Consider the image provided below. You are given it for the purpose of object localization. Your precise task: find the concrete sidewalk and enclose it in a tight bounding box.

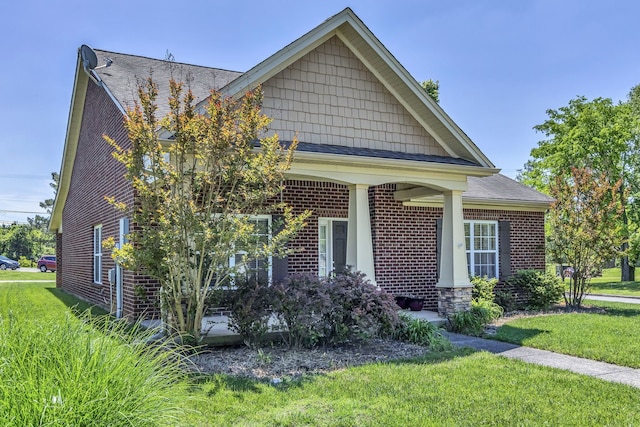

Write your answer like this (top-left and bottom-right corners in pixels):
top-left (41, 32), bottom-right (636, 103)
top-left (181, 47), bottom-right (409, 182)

top-left (444, 332), bottom-right (640, 389)
top-left (584, 294), bottom-right (640, 304)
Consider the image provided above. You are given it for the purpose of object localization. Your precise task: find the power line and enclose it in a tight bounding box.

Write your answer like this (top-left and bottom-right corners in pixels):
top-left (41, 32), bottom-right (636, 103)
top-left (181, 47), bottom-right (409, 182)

top-left (0, 210), bottom-right (47, 214)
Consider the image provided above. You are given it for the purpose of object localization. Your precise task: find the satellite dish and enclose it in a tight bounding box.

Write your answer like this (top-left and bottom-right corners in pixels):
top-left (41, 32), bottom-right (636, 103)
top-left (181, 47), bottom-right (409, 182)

top-left (80, 44), bottom-right (98, 70)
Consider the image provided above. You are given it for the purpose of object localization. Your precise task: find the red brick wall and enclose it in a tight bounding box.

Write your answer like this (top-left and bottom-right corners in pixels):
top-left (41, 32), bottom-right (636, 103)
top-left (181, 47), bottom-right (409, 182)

top-left (463, 208), bottom-right (547, 274)
top-left (280, 183), bottom-right (546, 311)
top-left (370, 184), bottom-right (441, 309)
top-left (281, 180), bottom-right (350, 274)
top-left (58, 81), bottom-right (158, 320)
top-left (59, 108), bottom-right (546, 318)
top-left (55, 232), bottom-right (62, 288)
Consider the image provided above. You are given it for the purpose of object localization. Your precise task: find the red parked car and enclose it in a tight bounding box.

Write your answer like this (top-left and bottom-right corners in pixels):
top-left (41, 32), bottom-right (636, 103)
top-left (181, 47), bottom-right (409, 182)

top-left (37, 255), bottom-right (57, 272)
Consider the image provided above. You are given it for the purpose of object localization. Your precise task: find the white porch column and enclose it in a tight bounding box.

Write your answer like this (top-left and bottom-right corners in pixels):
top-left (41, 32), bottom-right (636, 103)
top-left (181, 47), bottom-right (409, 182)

top-left (436, 190), bottom-right (471, 316)
top-left (346, 184), bottom-right (376, 284)
top-left (436, 190), bottom-right (469, 287)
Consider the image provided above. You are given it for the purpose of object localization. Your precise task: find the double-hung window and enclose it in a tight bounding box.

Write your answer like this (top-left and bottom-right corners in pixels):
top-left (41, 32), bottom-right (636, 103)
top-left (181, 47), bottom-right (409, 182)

top-left (229, 215), bottom-right (271, 284)
top-left (464, 220), bottom-right (498, 278)
top-left (93, 224), bottom-right (102, 284)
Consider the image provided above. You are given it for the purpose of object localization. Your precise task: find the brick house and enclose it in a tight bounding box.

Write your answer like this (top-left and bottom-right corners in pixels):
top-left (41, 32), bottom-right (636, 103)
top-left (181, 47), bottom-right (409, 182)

top-left (50, 8), bottom-right (551, 321)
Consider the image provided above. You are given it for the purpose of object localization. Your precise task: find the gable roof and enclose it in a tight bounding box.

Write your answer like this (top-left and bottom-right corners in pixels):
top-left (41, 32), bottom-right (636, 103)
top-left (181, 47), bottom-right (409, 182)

top-left (217, 8), bottom-right (494, 168)
top-left (91, 8), bottom-right (493, 168)
top-left (52, 8), bottom-right (544, 232)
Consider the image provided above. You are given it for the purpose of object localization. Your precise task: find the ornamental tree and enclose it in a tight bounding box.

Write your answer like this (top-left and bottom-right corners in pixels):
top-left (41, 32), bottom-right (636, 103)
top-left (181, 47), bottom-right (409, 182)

top-left (547, 167), bottom-right (624, 307)
top-left (105, 77), bottom-right (309, 341)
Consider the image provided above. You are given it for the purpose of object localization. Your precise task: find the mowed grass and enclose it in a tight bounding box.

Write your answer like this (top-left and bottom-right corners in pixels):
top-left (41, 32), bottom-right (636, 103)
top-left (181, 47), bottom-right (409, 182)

top-left (588, 267), bottom-right (640, 296)
top-left (493, 300), bottom-right (640, 368)
top-left (0, 281), bottom-right (105, 319)
top-left (0, 270), bottom-right (55, 281)
top-left (4, 281), bottom-right (640, 426)
top-left (184, 351), bottom-right (640, 426)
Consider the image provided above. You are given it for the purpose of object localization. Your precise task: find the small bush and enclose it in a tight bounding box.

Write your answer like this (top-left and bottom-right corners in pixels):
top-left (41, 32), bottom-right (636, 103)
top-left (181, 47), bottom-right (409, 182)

top-left (507, 270), bottom-right (564, 310)
top-left (471, 298), bottom-right (503, 323)
top-left (394, 313), bottom-right (452, 351)
top-left (447, 299), bottom-right (502, 337)
top-left (270, 274), bottom-right (332, 348)
top-left (326, 269), bottom-right (400, 344)
top-left (471, 276), bottom-right (498, 302)
top-left (269, 269), bottom-right (400, 348)
top-left (226, 277), bottom-right (274, 348)
top-left (495, 289), bottom-right (516, 312)
top-left (18, 256), bottom-right (35, 268)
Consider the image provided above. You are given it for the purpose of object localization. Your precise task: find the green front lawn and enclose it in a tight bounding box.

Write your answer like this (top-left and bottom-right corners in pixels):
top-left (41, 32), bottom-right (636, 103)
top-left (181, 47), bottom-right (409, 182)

top-left (569, 267), bottom-right (640, 296)
top-left (184, 351), bottom-right (640, 426)
top-left (493, 300), bottom-right (640, 368)
top-left (0, 280), bottom-right (105, 319)
top-left (3, 281), bottom-right (640, 426)
top-left (0, 270), bottom-right (56, 281)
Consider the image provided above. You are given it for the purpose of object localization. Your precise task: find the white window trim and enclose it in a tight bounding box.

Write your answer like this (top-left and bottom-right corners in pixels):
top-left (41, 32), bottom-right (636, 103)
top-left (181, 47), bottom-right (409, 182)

top-left (318, 217), bottom-right (347, 278)
top-left (464, 220), bottom-right (499, 279)
top-left (93, 224), bottom-right (103, 284)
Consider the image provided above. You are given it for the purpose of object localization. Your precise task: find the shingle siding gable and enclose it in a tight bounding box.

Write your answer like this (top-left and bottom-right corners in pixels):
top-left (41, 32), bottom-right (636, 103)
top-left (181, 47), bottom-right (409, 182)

top-left (261, 36), bottom-right (447, 156)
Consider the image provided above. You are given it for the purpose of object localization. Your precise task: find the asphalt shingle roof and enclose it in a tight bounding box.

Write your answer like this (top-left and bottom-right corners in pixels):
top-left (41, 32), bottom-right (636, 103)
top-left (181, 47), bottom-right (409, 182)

top-left (465, 174), bottom-right (553, 204)
top-left (289, 141), bottom-right (480, 167)
top-left (92, 49), bottom-right (242, 118)
top-left (89, 49), bottom-right (549, 207)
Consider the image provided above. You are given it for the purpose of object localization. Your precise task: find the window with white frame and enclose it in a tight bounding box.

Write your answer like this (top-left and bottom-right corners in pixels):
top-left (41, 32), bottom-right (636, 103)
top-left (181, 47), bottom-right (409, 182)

top-left (93, 224), bottom-right (102, 284)
top-left (318, 219), bottom-right (329, 277)
top-left (229, 215), bottom-right (271, 284)
top-left (464, 220), bottom-right (498, 278)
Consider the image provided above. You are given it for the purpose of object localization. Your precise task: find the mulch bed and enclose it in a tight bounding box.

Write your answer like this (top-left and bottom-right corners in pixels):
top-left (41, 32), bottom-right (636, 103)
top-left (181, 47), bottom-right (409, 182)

top-left (188, 339), bottom-right (431, 380)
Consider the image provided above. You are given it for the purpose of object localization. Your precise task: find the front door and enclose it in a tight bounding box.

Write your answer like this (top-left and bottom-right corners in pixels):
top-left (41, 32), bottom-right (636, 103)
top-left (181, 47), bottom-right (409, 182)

top-left (332, 221), bottom-right (347, 274)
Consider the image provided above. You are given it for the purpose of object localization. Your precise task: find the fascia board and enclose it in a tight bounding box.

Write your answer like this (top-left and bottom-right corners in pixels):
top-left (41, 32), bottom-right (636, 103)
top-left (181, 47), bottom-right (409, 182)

top-left (288, 152), bottom-right (498, 192)
top-left (50, 60), bottom-right (88, 233)
top-left (404, 196), bottom-right (551, 212)
top-left (293, 150), bottom-right (498, 177)
top-left (211, 10), bottom-right (355, 105)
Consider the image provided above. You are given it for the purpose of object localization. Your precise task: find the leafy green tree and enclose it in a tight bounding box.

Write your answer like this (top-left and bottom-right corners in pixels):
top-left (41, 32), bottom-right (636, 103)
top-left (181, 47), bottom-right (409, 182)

top-left (521, 95), bottom-right (640, 280)
top-left (105, 78), bottom-right (309, 341)
top-left (0, 225), bottom-right (31, 261)
top-left (548, 168), bottom-right (624, 307)
top-left (421, 79), bottom-right (440, 103)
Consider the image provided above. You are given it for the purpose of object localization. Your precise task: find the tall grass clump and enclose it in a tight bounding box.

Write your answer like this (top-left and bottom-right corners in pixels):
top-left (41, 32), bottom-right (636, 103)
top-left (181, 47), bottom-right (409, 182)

top-left (0, 311), bottom-right (190, 426)
top-left (394, 313), bottom-right (452, 351)
top-left (448, 276), bottom-right (503, 336)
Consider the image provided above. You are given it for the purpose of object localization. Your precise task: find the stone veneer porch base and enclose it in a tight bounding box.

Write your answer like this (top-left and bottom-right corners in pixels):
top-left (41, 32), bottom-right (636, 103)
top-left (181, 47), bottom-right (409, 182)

top-left (437, 286), bottom-right (472, 318)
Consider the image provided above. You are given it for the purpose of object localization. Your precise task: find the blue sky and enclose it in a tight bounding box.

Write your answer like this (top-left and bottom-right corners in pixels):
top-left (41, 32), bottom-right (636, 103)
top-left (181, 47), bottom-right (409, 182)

top-left (1, 0), bottom-right (639, 224)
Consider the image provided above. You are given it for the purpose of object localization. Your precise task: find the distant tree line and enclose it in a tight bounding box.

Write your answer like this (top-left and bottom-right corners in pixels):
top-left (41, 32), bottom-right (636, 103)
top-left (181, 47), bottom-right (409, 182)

top-left (0, 173), bottom-right (58, 264)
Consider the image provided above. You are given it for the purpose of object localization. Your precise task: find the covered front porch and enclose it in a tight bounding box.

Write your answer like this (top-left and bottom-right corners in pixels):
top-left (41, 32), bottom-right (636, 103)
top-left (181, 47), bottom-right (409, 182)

top-left (287, 145), bottom-right (497, 317)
